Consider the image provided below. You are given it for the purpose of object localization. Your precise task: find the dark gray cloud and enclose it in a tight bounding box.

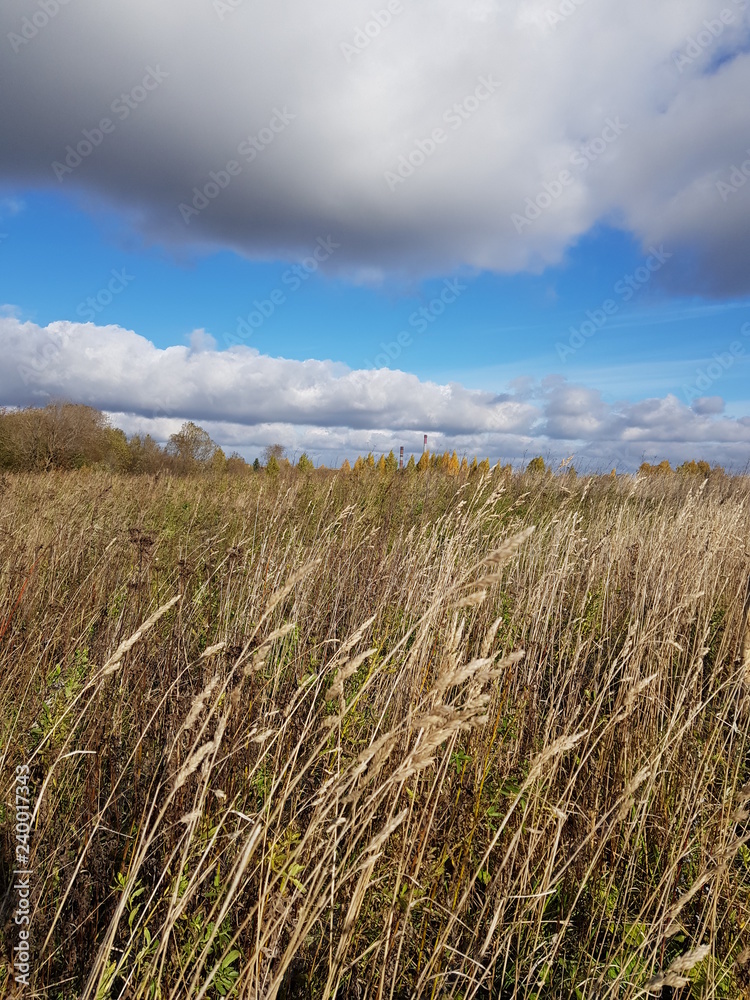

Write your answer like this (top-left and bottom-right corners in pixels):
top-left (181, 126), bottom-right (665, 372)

top-left (1, 0), bottom-right (750, 289)
top-left (691, 395), bottom-right (725, 414)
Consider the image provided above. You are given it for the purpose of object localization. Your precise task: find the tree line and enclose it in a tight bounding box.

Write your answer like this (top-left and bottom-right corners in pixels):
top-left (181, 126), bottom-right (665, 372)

top-left (0, 402), bottom-right (726, 477)
top-left (0, 403), bottom-right (240, 474)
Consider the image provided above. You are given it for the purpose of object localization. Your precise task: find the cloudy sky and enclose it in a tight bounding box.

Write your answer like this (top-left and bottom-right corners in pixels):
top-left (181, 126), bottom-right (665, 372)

top-left (1, 0), bottom-right (749, 467)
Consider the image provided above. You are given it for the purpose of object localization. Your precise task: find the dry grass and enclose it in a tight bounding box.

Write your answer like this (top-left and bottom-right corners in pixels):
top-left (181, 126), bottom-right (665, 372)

top-left (1, 466), bottom-right (750, 999)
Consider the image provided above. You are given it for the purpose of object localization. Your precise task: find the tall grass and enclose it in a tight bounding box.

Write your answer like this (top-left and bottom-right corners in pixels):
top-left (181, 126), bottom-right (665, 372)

top-left (1, 466), bottom-right (749, 998)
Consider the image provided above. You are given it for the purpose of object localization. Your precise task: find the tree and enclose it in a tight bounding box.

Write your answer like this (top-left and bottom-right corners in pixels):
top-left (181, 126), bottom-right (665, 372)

top-left (478, 458), bottom-right (490, 475)
top-left (103, 427), bottom-right (131, 471)
top-left (263, 444), bottom-right (286, 466)
top-left (127, 433), bottom-right (167, 474)
top-left (0, 403), bottom-right (151, 471)
top-left (526, 456), bottom-right (546, 475)
top-left (677, 460), bottom-right (711, 478)
top-left (29, 402), bottom-right (111, 470)
top-left (384, 450), bottom-right (398, 473)
top-left (376, 454), bottom-right (387, 473)
top-left (297, 452), bottom-right (314, 472)
top-left (252, 457), bottom-right (261, 472)
top-left (210, 447), bottom-right (227, 474)
top-left (226, 452), bottom-right (248, 475)
top-left (417, 451), bottom-right (429, 472)
top-left (56, 403), bottom-right (111, 468)
top-left (266, 454), bottom-right (280, 477)
top-left (353, 457), bottom-right (365, 473)
top-left (405, 455), bottom-right (416, 472)
top-left (365, 453), bottom-right (375, 469)
top-left (640, 460), bottom-right (672, 476)
top-left (340, 459), bottom-right (352, 473)
top-left (641, 460), bottom-right (670, 475)
top-left (167, 421), bottom-right (219, 472)
top-left (447, 451), bottom-right (460, 476)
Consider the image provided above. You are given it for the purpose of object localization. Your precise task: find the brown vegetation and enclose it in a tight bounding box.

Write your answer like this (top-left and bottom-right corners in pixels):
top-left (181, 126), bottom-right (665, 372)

top-left (0, 440), bottom-right (749, 998)
top-left (0, 405), bottom-right (237, 476)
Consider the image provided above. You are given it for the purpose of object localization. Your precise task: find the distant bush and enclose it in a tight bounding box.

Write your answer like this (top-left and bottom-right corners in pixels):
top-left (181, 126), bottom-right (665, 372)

top-left (640, 459), bottom-right (725, 478)
top-left (677, 459), bottom-right (711, 477)
top-left (226, 452), bottom-right (250, 475)
top-left (639, 460), bottom-right (672, 476)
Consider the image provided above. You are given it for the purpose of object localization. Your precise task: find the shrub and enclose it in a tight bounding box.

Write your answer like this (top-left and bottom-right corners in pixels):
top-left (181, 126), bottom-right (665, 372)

top-left (677, 459), bottom-right (711, 478)
top-left (526, 455), bottom-right (546, 475)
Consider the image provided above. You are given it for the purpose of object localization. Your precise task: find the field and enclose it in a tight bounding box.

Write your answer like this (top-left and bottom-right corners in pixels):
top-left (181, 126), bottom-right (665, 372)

top-left (1, 466), bottom-right (750, 999)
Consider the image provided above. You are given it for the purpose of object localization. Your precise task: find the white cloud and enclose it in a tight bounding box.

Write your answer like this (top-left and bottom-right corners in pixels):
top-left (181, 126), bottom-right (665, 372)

top-left (187, 328), bottom-right (218, 354)
top-left (3, 315), bottom-right (750, 468)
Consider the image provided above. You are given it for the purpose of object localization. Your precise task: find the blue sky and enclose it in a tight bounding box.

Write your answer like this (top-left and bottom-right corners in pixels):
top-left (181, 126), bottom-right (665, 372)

top-left (4, 192), bottom-right (748, 407)
top-left (1, 0), bottom-right (750, 467)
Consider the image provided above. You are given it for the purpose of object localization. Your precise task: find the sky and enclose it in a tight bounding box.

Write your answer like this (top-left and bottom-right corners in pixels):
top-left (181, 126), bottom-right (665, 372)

top-left (1, 0), bottom-right (750, 469)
